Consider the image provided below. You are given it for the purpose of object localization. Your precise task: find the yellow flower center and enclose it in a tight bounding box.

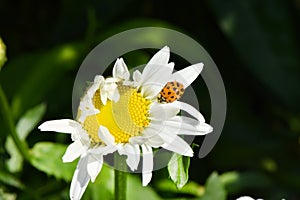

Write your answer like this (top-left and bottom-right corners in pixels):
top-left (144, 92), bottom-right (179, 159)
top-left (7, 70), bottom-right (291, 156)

top-left (82, 85), bottom-right (151, 144)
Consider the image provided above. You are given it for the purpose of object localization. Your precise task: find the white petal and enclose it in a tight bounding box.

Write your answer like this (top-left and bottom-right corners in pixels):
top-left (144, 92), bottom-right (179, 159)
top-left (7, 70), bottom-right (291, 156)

top-left (113, 58), bottom-right (130, 80)
top-left (133, 70), bottom-right (142, 83)
top-left (119, 144), bottom-right (140, 171)
top-left (87, 75), bottom-right (103, 97)
top-left (141, 144), bottom-right (153, 186)
top-left (38, 119), bottom-right (80, 134)
top-left (146, 137), bottom-right (164, 148)
top-left (100, 89), bottom-right (108, 105)
top-left (141, 127), bottom-right (164, 146)
top-left (89, 145), bottom-right (117, 155)
top-left (152, 116), bottom-right (212, 135)
top-left (87, 155), bottom-right (103, 182)
top-left (129, 135), bottom-right (147, 145)
top-left (70, 156), bottom-right (90, 200)
top-left (145, 46), bottom-right (170, 66)
top-left (236, 197), bottom-right (257, 200)
top-left (111, 88), bottom-right (120, 102)
top-left (141, 62), bottom-right (174, 99)
top-left (176, 101), bottom-right (205, 122)
top-left (160, 133), bottom-right (193, 157)
top-left (63, 140), bottom-right (85, 163)
top-left (98, 126), bottom-right (115, 145)
top-left (170, 63), bottom-right (203, 88)
top-left (78, 96), bottom-right (99, 123)
top-left (149, 102), bottom-right (180, 120)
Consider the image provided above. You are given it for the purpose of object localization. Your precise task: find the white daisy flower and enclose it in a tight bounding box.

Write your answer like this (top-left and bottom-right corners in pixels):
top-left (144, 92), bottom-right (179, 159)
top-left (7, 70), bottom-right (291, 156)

top-left (38, 46), bottom-right (213, 200)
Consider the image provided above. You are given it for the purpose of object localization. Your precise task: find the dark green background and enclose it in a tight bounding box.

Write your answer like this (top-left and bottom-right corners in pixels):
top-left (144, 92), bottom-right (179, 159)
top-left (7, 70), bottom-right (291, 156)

top-left (1, 0), bottom-right (300, 199)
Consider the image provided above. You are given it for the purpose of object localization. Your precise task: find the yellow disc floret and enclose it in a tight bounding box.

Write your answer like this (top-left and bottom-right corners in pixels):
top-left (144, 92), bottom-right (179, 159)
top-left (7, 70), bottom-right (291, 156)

top-left (82, 84), bottom-right (151, 144)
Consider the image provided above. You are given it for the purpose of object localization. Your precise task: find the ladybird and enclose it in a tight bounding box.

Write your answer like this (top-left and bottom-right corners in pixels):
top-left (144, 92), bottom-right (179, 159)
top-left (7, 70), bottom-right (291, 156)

top-left (158, 81), bottom-right (185, 103)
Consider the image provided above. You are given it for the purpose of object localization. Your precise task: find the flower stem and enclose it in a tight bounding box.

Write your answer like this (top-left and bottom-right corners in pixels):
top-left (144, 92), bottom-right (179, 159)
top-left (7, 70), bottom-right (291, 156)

top-left (0, 85), bottom-right (31, 161)
top-left (114, 154), bottom-right (127, 200)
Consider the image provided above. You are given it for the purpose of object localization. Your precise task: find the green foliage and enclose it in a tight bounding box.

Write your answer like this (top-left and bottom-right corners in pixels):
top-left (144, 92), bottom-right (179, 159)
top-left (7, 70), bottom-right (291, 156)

top-left (0, 170), bottom-right (24, 189)
top-left (201, 172), bottom-right (227, 200)
top-left (30, 142), bottom-right (77, 181)
top-left (220, 171), bottom-right (272, 195)
top-left (6, 103), bottom-right (46, 172)
top-left (168, 153), bottom-right (190, 189)
top-left (84, 165), bottom-right (161, 200)
top-left (127, 175), bottom-right (162, 200)
top-left (0, 0), bottom-right (300, 199)
top-left (84, 165), bottom-right (114, 200)
top-left (156, 179), bottom-right (204, 197)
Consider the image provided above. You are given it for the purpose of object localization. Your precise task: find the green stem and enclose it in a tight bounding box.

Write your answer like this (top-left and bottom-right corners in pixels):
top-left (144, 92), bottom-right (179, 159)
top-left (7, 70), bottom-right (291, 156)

top-left (0, 85), bottom-right (31, 161)
top-left (115, 155), bottom-right (127, 200)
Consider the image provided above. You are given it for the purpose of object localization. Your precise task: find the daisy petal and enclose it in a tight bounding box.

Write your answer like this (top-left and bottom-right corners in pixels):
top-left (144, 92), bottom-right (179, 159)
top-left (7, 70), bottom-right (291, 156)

top-left (152, 116), bottom-right (212, 135)
top-left (133, 70), bottom-right (142, 83)
top-left (70, 156), bottom-right (90, 200)
top-left (113, 58), bottom-right (130, 80)
top-left (145, 46), bottom-right (170, 67)
top-left (141, 62), bottom-right (174, 99)
top-left (111, 88), bottom-right (120, 102)
top-left (89, 145), bottom-right (117, 155)
top-left (142, 128), bottom-right (164, 148)
top-left (129, 131), bottom-right (164, 148)
top-left (160, 133), bottom-right (194, 157)
top-left (63, 140), bottom-right (85, 163)
top-left (141, 144), bottom-right (153, 186)
top-left (171, 63), bottom-right (203, 88)
top-left (98, 126), bottom-right (115, 145)
top-left (100, 89), bottom-right (108, 105)
top-left (38, 119), bottom-right (80, 134)
top-left (87, 75), bottom-right (103, 97)
top-left (87, 155), bottom-right (103, 182)
top-left (149, 102), bottom-right (180, 120)
top-left (176, 101), bottom-right (205, 122)
top-left (78, 96), bottom-right (99, 123)
top-left (120, 144), bottom-right (140, 171)
top-left (129, 135), bottom-right (147, 145)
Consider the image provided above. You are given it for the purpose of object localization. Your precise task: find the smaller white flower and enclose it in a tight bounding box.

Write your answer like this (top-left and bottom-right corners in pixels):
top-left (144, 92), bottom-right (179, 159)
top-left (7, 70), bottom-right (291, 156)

top-left (236, 196), bottom-right (264, 200)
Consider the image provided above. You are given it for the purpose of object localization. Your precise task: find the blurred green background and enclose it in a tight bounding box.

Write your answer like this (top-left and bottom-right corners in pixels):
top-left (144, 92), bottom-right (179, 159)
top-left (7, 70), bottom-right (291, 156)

top-left (1, 0), bottom-right (300, 199)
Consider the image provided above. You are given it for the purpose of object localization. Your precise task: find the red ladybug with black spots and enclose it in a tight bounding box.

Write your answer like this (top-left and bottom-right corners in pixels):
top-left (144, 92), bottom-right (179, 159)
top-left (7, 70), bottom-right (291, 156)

top-left (158, 81), bottom-right (185, 103)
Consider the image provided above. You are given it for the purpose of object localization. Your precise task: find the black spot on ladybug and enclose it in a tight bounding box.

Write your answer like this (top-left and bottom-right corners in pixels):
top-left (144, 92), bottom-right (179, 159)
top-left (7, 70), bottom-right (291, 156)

top-left (176, 91), bottom-right (180, 95)
top-left (168, 91), bottom-right (171, 95)
top-left (176, 82), bottom-right (180, 87)
top-left (171, 82), bottom-right (175, 86)
top-left (170, 96), bottom-right (174, 99)
top-left (166, 86), bottom-right (170, 89)
top-left (180, 88), bottom-right (184, 92)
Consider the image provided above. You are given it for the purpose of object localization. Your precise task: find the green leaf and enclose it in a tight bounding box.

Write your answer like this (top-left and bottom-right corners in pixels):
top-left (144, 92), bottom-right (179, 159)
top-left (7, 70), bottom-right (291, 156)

top-left (0, 170), bottom-right (24, 189)
top-left (84, 166), bottom-right (161, 200)
top-left (156, 179), bottom-right (204, 197)
top-left (83, 165), bottom-right (114, 200)
top-left (16, 103), bottom-right (46, 139)
top-left (127, 175), bottom-right (162, 200)
top-left (0, 188), bottom-right (17, 200)
top-left (5, 103), bottom-right (46, 173)
top-left (30, 142), bottom-right (76, 181)
top-left (201, 172), bottom-right (226, 200)
top-left (168, 153), bottom-right (190, 189)
top-left (220, 171), bottom-right (271, 195)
